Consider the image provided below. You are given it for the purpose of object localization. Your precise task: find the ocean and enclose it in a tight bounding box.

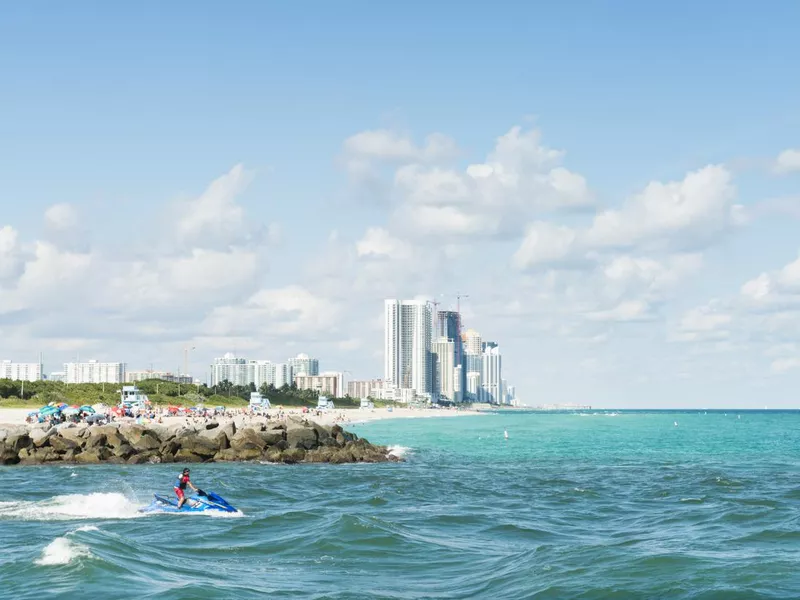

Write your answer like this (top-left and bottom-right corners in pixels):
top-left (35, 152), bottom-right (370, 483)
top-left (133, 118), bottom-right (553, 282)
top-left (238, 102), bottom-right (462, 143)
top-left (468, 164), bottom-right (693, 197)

top-left (1, 411), bottom-right (799, 599)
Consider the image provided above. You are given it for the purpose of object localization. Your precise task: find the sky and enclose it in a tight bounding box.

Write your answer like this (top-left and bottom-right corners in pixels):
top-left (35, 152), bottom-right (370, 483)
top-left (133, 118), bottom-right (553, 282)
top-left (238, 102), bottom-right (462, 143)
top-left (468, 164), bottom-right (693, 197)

top-left (1, 1), bottom-right (800, 408)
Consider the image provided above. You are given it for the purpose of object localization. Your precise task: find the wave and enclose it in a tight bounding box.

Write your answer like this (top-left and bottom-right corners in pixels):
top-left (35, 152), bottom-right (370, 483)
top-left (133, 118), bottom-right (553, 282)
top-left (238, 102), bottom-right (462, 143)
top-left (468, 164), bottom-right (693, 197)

top-left (35, 530), bottom-right (94, 566)
top-left (387, 445), bottom-right (412, 458)
top-left (0, 493), bottom-right (143, 521)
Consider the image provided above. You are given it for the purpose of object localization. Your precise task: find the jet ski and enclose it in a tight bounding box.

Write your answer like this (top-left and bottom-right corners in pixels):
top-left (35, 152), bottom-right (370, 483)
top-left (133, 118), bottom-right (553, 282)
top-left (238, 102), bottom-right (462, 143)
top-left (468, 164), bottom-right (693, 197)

top-left (139, 490), bottom-right (238, 514)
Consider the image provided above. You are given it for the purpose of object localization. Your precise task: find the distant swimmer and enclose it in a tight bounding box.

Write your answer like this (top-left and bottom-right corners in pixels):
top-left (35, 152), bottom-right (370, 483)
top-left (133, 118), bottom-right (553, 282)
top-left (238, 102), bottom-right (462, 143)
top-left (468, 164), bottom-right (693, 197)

top-left (674, 421), bottom-right (678, 427)
top-left (504, 430), bottom-right (509, 439)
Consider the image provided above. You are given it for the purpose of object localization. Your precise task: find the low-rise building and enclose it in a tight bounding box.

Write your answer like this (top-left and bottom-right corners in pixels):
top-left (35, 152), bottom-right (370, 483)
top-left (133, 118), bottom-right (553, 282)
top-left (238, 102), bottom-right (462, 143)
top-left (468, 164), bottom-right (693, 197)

top-left (295, 372), bottom-right (342, 397)
top-left (0, 360), bottom-right (43, 382)
top-left (346, 378), bottom-right (384, 399)
top-left (64, 360), bottom-right (126, 384)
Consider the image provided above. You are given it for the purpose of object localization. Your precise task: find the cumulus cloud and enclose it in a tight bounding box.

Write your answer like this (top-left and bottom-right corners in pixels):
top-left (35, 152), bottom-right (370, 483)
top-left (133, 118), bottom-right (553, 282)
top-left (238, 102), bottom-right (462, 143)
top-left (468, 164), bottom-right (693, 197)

top-left (740, 254), bottom-right (800, 311)
top-left (343, 124), bottom-right (593, 239)
top-left (774, 149), bottom-right (800, 175)
top-left (514, 165), bottom-right (740, 272)
top-left (671, 302), bottom-right (733, 342)
top-left (44, 204), bottom-right (79, 231)
top-left (175, 163), bottom-right (254, 249)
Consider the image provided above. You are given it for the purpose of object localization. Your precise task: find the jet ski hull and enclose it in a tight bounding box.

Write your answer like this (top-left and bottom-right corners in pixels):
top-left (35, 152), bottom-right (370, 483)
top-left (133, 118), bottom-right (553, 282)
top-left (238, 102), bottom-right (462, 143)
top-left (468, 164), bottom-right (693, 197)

top-left (139, 491), bottom-right (237, 514)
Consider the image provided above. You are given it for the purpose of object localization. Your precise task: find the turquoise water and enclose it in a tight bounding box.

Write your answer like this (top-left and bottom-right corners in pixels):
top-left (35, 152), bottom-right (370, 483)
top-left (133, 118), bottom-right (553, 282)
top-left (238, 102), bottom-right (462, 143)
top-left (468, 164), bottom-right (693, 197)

top-left (2, 411), bottom-right (800, 599)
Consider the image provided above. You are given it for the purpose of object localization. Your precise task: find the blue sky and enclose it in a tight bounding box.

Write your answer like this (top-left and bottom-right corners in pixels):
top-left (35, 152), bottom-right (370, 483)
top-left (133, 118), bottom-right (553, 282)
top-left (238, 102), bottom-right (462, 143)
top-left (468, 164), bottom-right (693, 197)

top-left (2, 1), bottom-right (800, 407)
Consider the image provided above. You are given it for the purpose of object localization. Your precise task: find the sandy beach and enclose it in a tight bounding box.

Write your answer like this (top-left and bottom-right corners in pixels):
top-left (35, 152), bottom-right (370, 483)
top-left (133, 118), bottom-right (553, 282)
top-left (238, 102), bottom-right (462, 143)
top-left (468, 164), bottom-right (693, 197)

top-left (0, 406), bottom-right (483, 428)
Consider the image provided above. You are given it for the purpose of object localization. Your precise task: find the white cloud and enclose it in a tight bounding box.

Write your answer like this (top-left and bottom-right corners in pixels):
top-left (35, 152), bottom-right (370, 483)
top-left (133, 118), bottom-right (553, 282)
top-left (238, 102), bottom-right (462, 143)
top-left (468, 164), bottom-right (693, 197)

top-left (585, 165), bottom-right (739, 250)
top-left (202, 285), bottom-right (340, 339)
top-left (44, 203), bottom-right (79, 231)
top-left (176, 163), bottom-right (254, 249)
top-left (513, 221), bottom-right (581, 269)
top-left (343, 130), bottom-right (458, 164)
top-left (770, 357), bottom-right (800, 374)
top-left (356, 227), bottom-right (412, 260)
top-left (672, 302), bottom-right (732, 342)
top-left (0, 226), bottom-right (23, 281)
top-left (740, 254), bottom-right (800, 311)
top-left (344, 124), bottom-right (594, 240)
top-left (774, 149), bottom-right (800, 175)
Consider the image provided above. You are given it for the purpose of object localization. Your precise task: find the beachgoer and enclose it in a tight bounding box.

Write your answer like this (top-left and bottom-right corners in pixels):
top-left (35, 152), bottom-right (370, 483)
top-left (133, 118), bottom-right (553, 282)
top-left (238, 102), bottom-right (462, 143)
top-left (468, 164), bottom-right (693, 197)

top-left (174, 468), bottom-right (199, 509)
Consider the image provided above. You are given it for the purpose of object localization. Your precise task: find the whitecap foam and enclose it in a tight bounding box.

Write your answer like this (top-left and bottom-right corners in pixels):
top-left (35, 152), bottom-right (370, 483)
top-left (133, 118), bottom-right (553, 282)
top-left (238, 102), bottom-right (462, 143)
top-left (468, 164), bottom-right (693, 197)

top-left (0, 493), bottom-right (143, 521)
top-left (387, 445), bottom-right (411, 458)
top-left (35, 536), bottom-right (91, 566)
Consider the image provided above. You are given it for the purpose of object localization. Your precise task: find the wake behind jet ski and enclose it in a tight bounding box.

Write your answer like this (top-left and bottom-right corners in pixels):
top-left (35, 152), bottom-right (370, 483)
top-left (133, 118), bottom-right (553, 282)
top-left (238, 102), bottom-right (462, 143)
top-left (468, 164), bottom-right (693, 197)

top-left (139, 490), bottom-right (238, 514)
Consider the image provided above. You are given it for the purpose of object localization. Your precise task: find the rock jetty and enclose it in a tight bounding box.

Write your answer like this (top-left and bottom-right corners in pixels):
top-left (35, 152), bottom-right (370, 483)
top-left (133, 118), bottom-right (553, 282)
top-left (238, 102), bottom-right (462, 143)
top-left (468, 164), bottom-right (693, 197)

top-left (0, 417), bottom-right (401, 465)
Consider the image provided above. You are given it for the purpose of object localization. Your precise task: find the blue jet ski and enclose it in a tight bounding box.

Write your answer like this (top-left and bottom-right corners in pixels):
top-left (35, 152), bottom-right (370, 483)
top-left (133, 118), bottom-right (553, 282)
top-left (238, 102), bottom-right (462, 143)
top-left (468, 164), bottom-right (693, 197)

top-left (139, 490), bottom-right (238, 514)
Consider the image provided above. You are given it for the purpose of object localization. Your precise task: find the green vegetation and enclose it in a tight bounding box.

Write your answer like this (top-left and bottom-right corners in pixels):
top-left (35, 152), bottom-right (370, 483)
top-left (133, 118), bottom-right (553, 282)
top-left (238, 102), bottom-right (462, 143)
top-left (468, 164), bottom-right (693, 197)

top-left (0, 378), bottom-right (400, 410)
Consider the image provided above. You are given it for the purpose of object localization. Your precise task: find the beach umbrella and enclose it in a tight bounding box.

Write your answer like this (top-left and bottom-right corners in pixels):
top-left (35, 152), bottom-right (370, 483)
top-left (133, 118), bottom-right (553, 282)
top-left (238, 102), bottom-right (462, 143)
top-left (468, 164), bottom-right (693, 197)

top-left (39, 405), bottom-right (59, 416)
top-left (80, 405), bottom-right (95, 414)
top-left (63, 407), bottom-right (80, 416)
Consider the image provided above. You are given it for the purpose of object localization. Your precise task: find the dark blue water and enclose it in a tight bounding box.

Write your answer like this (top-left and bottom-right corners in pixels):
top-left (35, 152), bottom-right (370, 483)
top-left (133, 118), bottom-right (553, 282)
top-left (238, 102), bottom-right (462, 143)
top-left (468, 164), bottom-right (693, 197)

top-left (2, 411), bottom-right (799, 599)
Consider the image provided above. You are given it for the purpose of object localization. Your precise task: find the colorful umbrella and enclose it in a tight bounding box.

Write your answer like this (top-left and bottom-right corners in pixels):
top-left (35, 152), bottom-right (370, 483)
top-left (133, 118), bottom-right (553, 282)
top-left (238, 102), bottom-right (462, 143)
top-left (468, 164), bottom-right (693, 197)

top-left (79, 405), bottom-right (95, 413)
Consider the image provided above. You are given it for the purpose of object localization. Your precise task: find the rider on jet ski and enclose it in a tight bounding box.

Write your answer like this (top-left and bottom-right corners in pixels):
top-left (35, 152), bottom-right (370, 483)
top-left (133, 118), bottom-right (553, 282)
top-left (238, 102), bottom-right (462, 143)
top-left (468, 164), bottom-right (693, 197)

top-left (174, 468), bottom-right (199, 509)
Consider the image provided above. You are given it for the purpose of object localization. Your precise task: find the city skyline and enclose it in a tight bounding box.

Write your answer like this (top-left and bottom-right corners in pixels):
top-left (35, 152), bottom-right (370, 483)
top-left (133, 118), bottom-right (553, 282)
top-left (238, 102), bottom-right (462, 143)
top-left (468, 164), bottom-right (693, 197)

top-left (1, 4), bottom-right (800, 407)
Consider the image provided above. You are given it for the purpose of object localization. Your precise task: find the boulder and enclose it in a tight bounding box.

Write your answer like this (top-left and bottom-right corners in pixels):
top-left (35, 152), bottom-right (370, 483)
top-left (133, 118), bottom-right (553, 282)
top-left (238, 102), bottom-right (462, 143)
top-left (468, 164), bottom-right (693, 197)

top-left (197, 427), bottom-right (230, 452)
top-left (286, 423), bottom-right (318, 450)
top-left (230, 428), bottom-right (268, 453)
top-left (92, 425), bottom-right (126, 448)
top-left (120, 425), bottom-right (161, 451)
top-left (305, 447), bottom-right (337, 463)
top-left (34, 447), bottom-right (60, 462)
top-left (75, 448), bottom-right (112, 463)
top-left (263, 448), bottom-right (283, 463)
top-left (0, 446), bottom-right (20, 465)
top-left (30, 427), bottom-right (56, 448)
top-left (213, 448), bottom-right (241, 462)
top-left (49, 435), bottom-right (78, 453)
top-left (57, 424), bottom-right (89, 445)
top-left (127, 451), bottom-right (161, 465)
top-left (177, 434), bottom-right (220, 459)
top-left (112, 443), bottom-right (136, 460)
top-left (173, 448), bottom-right (204, 463)
top-left (280, 448), bottom-right (306, 464)
top-left (84, 432), bottom-right (107, 450)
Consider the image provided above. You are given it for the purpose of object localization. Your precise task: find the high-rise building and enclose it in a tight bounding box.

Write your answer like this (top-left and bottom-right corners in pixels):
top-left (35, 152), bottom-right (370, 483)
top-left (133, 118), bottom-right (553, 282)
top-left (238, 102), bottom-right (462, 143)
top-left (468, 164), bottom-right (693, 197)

top-left (432, 338), bottom-right (456, 402)
top-left (436, 311), bottom-right (459, 341)
top-left (0, 360), bottom-right (43, 382)
top-left (384, 299), bottom-right (432, 398)
top-left (481, 346), bottom-right (501, 404)
top-left (466, 371), bottom-right (481, 401)
top-left (288, 353), bottom-right (319, 376)
top-left (463, 329), bottom-right (482, 355)
top-left (273, 363), bottom-right (293, 388)
top-left (247, 361), bottom-right (275, 388)
top-left (64, 360), bottom-right (125, 384)
top-left (210, 353), bottom-right (249, 386)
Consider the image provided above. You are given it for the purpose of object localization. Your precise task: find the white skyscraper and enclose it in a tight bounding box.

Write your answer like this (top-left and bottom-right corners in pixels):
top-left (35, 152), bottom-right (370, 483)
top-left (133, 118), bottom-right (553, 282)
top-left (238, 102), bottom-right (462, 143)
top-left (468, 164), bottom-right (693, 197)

top-left (432, 337), bottom-right (456, 402)
top-left (288, 353), bottom-right (319, 376)
top-left (210, 353), bottom-right (249, 386)
top-left (248, 360), bottom-right (275, 388)
top-left (64, 360), bottom-right (125, 384)
top-left (0, 360), bottom-right (43, 382)
top-left (481, 346), bottom-right (502, 404)
top-left (273, 363), bottom-right (293, 388)
top-left (384, 299), bottom-right (432, 399)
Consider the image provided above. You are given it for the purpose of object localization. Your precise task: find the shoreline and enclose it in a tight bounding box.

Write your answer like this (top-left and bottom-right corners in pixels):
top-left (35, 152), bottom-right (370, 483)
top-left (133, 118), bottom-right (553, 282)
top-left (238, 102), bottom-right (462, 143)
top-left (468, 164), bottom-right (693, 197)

top-left (0, 406), bottom-right (484, 428)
